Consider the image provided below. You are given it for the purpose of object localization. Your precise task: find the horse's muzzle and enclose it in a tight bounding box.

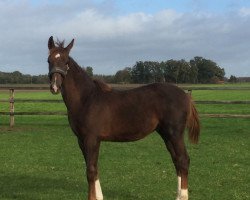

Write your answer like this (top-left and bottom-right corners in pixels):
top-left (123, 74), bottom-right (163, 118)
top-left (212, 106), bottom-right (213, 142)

top-left (50, 83), bottom-right (61, 94)
top-left (50, 73), bottom-right (63, 95)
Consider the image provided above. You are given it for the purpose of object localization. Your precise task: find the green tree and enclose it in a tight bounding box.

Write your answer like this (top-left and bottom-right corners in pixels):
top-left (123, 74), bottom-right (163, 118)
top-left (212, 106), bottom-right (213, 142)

top-left (163, 60), bottom-right (180, 83)
top-left (228, 75), bottom-right (238, 83)
top-left (114, 67), bottom-right (132, 83)
top-left (190, 56), bottom-right (225, 83)
top-left (131, 61), bottom-right (165, 83)
top-left (131, 61), bottom-right (151, 83)
top-left (148, 62), bottom-right (165, 83)
top-left (177, 59), bottom-right (191, 83)
top-left (189, 64), bottom-right (198, 83)
top-left (86, 66), bottom-right (93, 77)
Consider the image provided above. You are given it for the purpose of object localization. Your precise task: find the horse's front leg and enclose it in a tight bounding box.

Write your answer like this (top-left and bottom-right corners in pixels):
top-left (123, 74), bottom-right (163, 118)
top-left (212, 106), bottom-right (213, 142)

top-left (78, 137), bottom-right (103, 200)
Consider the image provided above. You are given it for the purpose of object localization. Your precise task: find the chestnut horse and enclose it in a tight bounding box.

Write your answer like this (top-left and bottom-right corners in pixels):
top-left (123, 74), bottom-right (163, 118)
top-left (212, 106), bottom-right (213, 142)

top-left (47, 36), bottom-right (200, 200)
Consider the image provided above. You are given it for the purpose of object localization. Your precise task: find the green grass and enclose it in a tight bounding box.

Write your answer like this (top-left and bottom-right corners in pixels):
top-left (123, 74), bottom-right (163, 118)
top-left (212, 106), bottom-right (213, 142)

top-left (0, 90), bottom-right (61, 100)
top-left (0, 84), bottom-right (249, 199)
top-left (0, 91), bottom-right (66, 113)
top-left (178, 82), bottom-right (250, 88)
top-left (196, 104), bottom-right (250, 115)
top-left (0, 116), bottom-right (249, 200)
top-left (0, 85), bottom-right (250, 115)
top-left (192, 90), bottom-right (250, 101)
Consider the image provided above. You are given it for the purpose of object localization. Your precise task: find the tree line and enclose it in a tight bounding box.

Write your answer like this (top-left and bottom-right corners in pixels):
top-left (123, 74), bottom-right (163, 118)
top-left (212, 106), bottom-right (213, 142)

top-left (0, 56), bottom-right (239, 84)
top-left (0, 71), bottom-right (48, 84)
top-left (95, 56), bottom-right (226, 84)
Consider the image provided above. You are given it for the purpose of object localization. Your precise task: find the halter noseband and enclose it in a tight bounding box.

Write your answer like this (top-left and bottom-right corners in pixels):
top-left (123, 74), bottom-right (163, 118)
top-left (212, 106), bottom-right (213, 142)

top-left (48, 65), bottom-right (69, 78)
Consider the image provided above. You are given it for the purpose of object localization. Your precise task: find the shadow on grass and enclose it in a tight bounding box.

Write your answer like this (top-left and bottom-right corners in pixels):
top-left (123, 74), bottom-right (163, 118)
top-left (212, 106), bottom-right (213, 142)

top-left (0, 173), bottom-right (84, 200)
top-left (104, 189), bottom-right (139, 200)
top-left (0, 173), bottom-right (139, 200)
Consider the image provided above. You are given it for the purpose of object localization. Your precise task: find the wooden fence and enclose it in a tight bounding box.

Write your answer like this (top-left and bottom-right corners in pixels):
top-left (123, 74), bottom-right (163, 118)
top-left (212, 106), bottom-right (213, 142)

top-left (1, 88), bottom-right (250, 127)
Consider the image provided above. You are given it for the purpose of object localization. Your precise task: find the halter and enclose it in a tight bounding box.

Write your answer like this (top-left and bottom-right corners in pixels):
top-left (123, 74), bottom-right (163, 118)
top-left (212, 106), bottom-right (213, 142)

top-left (48, 65), bottom-right (69, 78)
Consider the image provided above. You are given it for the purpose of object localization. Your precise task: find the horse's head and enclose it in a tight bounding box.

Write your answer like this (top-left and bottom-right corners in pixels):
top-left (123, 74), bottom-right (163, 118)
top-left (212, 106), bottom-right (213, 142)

top-left (47, 36), bottom-right (74, 94)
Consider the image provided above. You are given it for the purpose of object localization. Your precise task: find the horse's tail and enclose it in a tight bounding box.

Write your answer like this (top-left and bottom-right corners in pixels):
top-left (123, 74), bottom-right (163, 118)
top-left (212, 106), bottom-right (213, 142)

top-left (186, 95), bottom-right (200, 144)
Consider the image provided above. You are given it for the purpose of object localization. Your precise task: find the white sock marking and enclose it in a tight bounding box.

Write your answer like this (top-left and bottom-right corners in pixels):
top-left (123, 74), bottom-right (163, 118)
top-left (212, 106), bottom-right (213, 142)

top-left (176, 176), bottom-right (181, 200)
top-left (55, 53), bottom-right (60, 58)
top-left (181, 189), bottom-right (188, 197)
top-left (180, 189), bottom-right (188, 200)
top-left (177, 176), bottom-right (181, 193)
top-left (176, 189), bottom-right (188, 200)
top-left (176, 177), bottom-right (188, 200)
top-left (95, 179), bottom-right (103, 200)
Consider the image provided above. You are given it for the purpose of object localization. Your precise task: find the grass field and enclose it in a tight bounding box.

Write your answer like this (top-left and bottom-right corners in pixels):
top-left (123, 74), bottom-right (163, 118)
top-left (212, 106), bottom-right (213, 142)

top-left (0, 83), bottom-right (250, 199)
top-left (1, 84), bottom-right (250, 115)
top-left (0, 116), bottom-right (249, 200)
top-left (0, 84), bottom-right (249, 116)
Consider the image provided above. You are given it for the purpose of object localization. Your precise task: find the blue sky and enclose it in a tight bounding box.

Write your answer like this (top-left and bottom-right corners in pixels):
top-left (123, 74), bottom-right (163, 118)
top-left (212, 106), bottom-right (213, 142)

top-left (0, 0), bottom-right (250, 76)
top-left (116, 0), bottom-right (229, 13)
top-left (116, 0), bottom-right (250, 13)
top-left (30, 0), bottom-right (250, 13)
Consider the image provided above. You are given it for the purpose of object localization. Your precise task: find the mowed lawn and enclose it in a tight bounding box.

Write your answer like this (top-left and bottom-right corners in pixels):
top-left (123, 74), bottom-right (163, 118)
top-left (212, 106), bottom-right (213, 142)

top-left (0, 115), bottom-right (249, 200)
top-left (0, 84), bottom-right (250, 199)
top-left (1, 86), bottom-right (250, 115)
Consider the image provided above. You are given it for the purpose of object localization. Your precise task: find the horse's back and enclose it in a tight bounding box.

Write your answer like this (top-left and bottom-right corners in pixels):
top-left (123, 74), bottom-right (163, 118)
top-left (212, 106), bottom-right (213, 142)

top-left (107, 83), bottom-right (189, 120)
top-left (96, 83), bottom-right (189, 141)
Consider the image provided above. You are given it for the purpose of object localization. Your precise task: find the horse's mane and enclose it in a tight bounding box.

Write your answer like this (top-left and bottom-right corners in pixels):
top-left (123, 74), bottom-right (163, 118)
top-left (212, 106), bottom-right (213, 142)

top-left (93, 79), bottom-right (112, 92)
top-left (69, 58), bottom-right (112, 92)
top-left (55, 39), bottom-right (112, 92)
top-left (55, 39), bottom-right (65, 48)
top-left (70, 60), bottom-right (112, 92)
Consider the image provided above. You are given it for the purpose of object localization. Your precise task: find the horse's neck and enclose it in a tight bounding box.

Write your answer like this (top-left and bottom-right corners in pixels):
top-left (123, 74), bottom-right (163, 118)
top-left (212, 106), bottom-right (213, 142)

top-left (61, 58), bottom-right (95, 111)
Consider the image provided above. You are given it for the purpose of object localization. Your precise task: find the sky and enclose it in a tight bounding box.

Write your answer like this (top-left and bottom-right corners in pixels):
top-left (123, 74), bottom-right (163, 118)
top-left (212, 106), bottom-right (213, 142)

top-left (0, 0), bottom-right (250, 77)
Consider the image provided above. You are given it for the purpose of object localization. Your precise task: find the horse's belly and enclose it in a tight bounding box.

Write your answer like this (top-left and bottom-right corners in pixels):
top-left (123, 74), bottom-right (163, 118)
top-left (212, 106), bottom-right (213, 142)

top-left (100, 116), bottom-right (159, 142)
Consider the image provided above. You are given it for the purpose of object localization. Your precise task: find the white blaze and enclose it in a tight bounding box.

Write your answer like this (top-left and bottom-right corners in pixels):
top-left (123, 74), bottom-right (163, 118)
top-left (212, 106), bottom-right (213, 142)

top-left (95, 179), bottom-right (103, 200)
top-left (52, 76), bottom-right (58, 93)
top-left (55, 53), bottom-right (60, 58)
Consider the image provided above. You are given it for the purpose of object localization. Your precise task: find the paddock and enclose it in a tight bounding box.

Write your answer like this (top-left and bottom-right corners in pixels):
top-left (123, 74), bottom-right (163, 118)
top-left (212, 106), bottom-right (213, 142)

top-left (0, 115), bottom-right (249, 199)
top-left (0, 84), bottom-right (249, 199)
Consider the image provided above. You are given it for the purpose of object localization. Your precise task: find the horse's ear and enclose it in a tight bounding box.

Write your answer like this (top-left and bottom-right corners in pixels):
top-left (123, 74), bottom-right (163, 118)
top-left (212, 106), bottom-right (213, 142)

top-left (48, 36), bottom-right (55, 50)
top-left (65, 39), bottom-right (74, 52)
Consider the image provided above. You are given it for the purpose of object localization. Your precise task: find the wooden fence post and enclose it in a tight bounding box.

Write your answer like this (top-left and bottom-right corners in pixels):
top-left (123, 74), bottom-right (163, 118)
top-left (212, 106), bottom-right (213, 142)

top-left (188, 89), bottom-right (192, 96)
top-left (9, 88), bottom-right (15, 127)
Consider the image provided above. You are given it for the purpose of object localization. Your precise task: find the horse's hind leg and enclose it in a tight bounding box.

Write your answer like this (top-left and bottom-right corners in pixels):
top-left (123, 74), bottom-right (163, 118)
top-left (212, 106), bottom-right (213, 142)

top-left (158, 125), bottom-right (190, 200)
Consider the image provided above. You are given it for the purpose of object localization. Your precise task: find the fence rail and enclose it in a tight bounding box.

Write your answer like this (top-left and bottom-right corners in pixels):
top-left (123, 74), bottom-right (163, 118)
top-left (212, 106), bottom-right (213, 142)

top-left (1, 99), bottom-right (250, 104)
top-left (0, 111), bottom-right (67, 116)
top-left (0, 99), bottom-right (63, 103)
top-left (1, 88), bottom-right (250, 127)
top-left (1, 84), bottom-right (250, 91)
top-left (200, 114), bottom-right (250, 118)
top-left (195, 100), bottom-right (250, 104)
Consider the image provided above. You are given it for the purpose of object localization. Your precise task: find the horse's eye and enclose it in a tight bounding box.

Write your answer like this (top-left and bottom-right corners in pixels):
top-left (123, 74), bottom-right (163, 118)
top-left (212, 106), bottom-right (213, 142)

top-left (47, 59), bottom-right (50, 64)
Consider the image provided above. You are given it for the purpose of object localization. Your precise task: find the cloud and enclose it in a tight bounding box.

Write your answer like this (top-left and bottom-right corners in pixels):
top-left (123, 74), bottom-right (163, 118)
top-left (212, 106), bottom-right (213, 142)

top-left (0, 1), bottom-right (249, 77)
top-left (239, 7), bottom-right (250, 17)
